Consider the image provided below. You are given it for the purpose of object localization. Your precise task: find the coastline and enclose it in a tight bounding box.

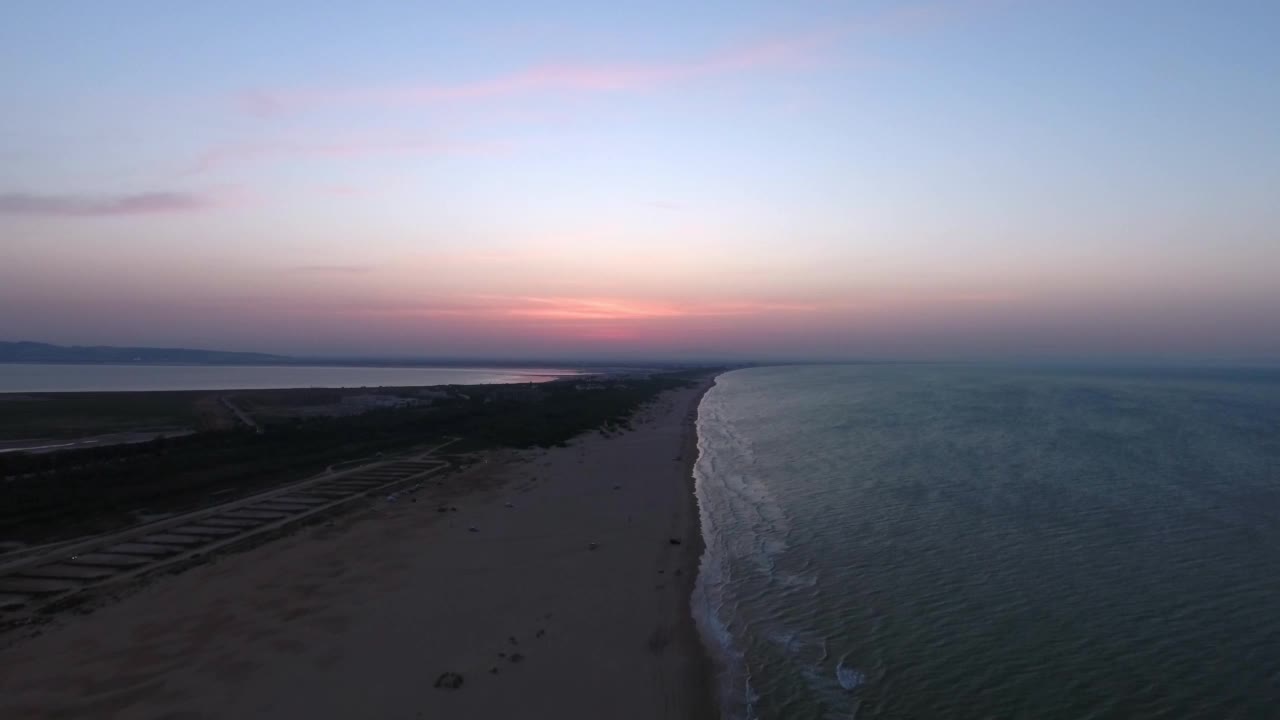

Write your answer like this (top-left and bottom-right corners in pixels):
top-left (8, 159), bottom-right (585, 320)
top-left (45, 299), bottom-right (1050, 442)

top-left (0, 362), bottom-right (578, 394)
top-left (0, 377), bottom-right (721, 719)
top-left (678, 375), bottom-right (719, 720)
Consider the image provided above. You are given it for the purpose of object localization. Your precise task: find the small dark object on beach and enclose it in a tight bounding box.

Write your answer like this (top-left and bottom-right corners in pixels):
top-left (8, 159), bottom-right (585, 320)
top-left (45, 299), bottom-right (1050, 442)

top-left (434, 672), bottom-right (464, 689)
top-left (489, 667), bottom-right (499, 675)
top-left (450, 506), bottom-right (459, 512)
top-left (588, 542), bottom-right (599, 551)
top-left (669, 538), bottom-right (682, 545)
top-left (504, 502), bottom-right (515, 508)
top-left (674, 569), bottom-right (683, 576)
top-left (437, 507), bottom-right (449, 513)
top-left (536, 629), bottom-right (545, 638)
top-left (509, 653), bottom-right (525, 663)
top-left (509, 636), bottom-right (519, 645)
top-left (468, 527), bottom-right (479, 533)
top-left (658, 570), bottom-right (665, 574)
top-left (498, 652), bottom-right (506, 658)
top-left (613, 485), bottom-right (621, 490)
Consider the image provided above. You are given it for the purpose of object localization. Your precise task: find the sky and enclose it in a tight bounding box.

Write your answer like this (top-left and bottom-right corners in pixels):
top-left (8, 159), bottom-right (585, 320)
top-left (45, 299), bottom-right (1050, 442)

top-left (2, 0), bottom-right (1278, 361)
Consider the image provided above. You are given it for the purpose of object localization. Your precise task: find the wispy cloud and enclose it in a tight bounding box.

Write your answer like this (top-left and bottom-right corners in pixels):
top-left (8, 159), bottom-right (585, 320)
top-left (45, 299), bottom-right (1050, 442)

top-left (237, 0), bottom-right (978, 116)
top-left (506, 297), bottom-right (688, 321)
top-left (352, 295), bottom-right (819, 322)
top-left (288, 264), bottom-right (377, 275)
top-left (189, 136), bottom-right (509, 174)
top-left (0, 191), bottom-right (216, 217)
top-left (239, 29), bottom-right (836, 116)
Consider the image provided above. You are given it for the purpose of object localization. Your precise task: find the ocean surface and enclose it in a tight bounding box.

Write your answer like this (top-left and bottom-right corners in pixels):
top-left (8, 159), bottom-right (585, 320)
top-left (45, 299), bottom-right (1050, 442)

top-left (0, 363), bottom-right (576, 393)
top-left (693, 364), bottom-right (1280, 719)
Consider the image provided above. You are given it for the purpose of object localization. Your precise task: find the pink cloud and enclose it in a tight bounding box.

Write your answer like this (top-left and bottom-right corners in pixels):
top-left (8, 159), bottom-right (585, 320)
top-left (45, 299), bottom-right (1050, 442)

top-left (318, 295), bottom-right (828, 348)
top-left (0, 191), bottom-right (217, 217)
top-left (348, 295), bottom-right (818, 323)
top-left (506, 297), bottom-right (688, 321)
top-left (288, 264), bottom-right (376, 275)
top-left (237, 0), bottom-right (979, 116)
top-left (238, 29), bottom-right (837, 116)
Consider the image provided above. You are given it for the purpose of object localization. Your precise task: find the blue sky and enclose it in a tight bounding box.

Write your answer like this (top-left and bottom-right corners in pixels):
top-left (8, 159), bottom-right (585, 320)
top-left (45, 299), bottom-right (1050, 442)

top-left (2, 1), bottom-right (1278, 359)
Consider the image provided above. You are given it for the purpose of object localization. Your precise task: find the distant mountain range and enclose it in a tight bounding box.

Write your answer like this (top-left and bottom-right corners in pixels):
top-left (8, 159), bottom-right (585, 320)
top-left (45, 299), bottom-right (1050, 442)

top-left (0, 341), bottom-right (290, 365)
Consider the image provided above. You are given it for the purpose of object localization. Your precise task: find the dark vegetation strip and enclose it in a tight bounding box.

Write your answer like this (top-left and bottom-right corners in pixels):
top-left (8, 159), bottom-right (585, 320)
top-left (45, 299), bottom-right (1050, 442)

top-left (0, 391), bottom-right (211, 439)
top-left (0, 372), bottom-right (704, 543)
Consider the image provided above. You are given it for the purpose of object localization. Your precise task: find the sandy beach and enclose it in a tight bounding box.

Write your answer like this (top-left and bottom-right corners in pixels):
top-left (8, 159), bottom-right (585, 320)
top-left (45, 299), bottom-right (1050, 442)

top-left (0, 380), bottom-right (716, 719)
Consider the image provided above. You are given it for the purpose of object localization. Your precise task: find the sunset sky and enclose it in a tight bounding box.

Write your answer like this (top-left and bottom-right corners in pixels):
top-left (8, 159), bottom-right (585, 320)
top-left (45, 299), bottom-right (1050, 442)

top-left (2, 1), bottom-right (1278, 360)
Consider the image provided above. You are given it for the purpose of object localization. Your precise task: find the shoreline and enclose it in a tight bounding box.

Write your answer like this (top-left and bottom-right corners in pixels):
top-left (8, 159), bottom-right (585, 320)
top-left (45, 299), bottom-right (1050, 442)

top-left (0, 362), bottom-right (584, 395)
top-left (1, 378), bottom-right (722, 718)
top-left (677, 375), bottom-right (719, 719)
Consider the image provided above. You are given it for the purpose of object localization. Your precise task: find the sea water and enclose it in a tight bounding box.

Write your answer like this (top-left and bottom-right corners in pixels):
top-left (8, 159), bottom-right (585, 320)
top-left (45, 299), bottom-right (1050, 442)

top-left (0, 363), bottom-right (576, 393)
top-left (693, 364), bottom-right (1280, 719)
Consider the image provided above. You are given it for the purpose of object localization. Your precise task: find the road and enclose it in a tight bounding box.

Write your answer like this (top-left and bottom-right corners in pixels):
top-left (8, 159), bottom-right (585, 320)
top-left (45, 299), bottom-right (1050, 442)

top-left (220, 396), bottom-right (262, 433)
top-left (0, 429), bottom-right (196, 455)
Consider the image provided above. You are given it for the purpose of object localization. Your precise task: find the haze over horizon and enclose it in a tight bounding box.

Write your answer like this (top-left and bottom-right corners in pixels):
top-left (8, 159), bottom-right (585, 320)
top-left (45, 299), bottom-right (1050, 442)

top-left (3, 1), bottom-right (1278, 362)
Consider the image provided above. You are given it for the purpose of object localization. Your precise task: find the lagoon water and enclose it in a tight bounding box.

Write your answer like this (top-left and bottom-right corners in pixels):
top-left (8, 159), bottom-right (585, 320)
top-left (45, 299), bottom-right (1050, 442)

top-left (693, 365), bottom-right (1280, 719)
top-left (0, 363), bottom-right (574, 393)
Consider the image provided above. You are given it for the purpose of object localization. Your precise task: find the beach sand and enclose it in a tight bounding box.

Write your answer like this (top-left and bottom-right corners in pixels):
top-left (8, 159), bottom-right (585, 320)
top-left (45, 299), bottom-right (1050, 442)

top-left (0, 381), bottom-right (716, 719)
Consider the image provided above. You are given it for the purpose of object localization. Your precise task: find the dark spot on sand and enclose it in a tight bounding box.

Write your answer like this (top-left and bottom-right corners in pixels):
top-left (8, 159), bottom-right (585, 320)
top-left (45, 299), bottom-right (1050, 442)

top-left (489, 667), bottom-right (499, 674)
top-left (509, 636), bottom-right (519, 645)
top-left (434, 672), bottom-right (464, 689)
top-left (668, 538), bottom-right (682, 545)
top-left (509, 653), bottom-right (525, 663)
top-left (647, 626), bottom-right (671, 652)
top-left (536, 629), bottom-right (545, 638)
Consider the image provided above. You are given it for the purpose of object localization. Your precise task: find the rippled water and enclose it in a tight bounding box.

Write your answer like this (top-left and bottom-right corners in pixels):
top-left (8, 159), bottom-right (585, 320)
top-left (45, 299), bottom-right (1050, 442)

top-left (693, 365), bottom-right (1280, 719)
